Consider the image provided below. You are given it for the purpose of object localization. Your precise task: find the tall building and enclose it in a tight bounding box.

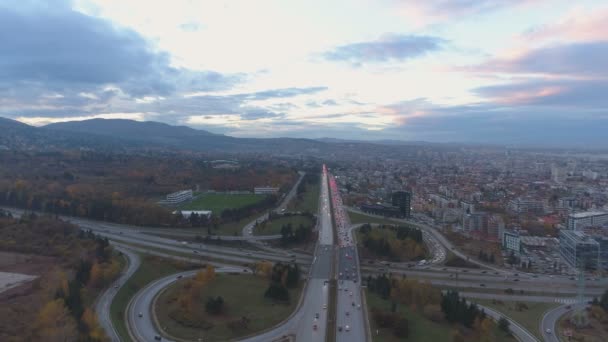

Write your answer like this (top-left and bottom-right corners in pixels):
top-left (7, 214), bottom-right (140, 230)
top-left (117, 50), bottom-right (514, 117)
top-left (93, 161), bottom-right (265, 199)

top-left (559, 230), bottom-right (600, 270)
top-left (391, 191), bottom-right (411, 218)
top-left (567, 211), bottom-right (608, 230)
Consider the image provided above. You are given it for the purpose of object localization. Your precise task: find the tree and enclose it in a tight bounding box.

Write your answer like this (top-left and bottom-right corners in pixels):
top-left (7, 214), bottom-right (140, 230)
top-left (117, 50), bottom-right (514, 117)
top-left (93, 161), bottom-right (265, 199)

top-left (498, 317), bottom-right (510, 333)
top-left (393, 317), bottom-right (409, 338)
top-left (34, 299), bottom-right (78, 341)
top-left (205, 296), bottom-right (225, 315)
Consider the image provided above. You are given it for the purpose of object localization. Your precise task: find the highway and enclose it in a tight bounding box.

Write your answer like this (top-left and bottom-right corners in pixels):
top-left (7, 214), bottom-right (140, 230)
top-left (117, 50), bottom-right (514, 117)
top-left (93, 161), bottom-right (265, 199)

top-left (329, 172), bottom-right (368, 342)
top-left (94, 247), bottom-right (140, 342)
top-left (541, 303), bottom-right (586, 342)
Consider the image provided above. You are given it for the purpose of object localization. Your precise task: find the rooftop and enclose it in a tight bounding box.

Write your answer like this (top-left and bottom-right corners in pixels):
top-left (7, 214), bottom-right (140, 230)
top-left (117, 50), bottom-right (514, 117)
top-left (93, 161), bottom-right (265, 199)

top-left (570, 211), bottom-right (608, 219)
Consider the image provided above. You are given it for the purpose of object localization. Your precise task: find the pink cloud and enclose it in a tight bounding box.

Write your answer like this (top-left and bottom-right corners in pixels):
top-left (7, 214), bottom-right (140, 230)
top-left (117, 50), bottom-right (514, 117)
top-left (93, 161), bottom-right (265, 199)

top-left (524, 7), bottom-right (608, 43)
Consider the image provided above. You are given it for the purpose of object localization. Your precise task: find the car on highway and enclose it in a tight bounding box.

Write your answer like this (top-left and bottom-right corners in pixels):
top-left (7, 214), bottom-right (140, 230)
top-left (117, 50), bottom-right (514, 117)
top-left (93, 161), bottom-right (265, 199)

top-left (338, 326), bottom-right (343, 332)
top-left (313, 324), bottom-right (317, 331)
top-left (545, 328), bottom-right (551, 334)
top-left (323, 304), bottom-right (327, 310)
top-left (154, 336), bottom-right (162, 341)
top-left (345, 325), bottom-right (350, 332)
top-left (315, 313), bottom-right (320, 319)
top-left (138, 312), bottom-right (143, 318)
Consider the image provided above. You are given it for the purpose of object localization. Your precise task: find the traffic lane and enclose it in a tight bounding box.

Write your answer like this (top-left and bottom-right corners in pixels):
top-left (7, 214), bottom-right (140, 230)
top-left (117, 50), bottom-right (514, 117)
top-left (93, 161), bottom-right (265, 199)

top-left (310, 244), bottom-right (333, 279)
top-left (336, 279), bottom-right (366, 342)
top-left (92, 230), bottom-right (311, 266)
top-left (294, 278), bottom-right (330, 342)
top-left (95, 248), bottom-right (140, 342)
top-left (541, 304), bottom-right (586, 342)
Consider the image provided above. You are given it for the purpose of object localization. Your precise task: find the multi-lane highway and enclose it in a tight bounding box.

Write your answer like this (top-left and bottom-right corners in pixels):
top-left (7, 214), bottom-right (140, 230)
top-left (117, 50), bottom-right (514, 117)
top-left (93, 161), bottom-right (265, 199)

top-left (328, 171), bottom-right (368, 342)
top-left (95, 248), bottom-right (140, 342)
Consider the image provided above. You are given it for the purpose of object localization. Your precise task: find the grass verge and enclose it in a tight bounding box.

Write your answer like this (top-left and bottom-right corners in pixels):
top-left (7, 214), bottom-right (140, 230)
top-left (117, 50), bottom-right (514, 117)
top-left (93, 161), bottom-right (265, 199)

top-left (288, 179), bottom-right (320, 214)
top-left (155, 274), bottom-right (302, 341)
top-left (255, 214), bottom-right (315, 235)
top-left (347, 210), bottom-right (399, 226)
top-left (472, 298), bottom-right (559, 341)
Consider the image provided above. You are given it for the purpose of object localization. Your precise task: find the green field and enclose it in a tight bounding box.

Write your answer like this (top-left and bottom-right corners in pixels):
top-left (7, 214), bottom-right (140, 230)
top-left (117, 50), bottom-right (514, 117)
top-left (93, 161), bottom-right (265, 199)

top-left (156, 274), bottom-right (302, 341)
top-left (254, 214), bottom-right (315, 235)
top-left (348, 210), bottom-right (399, 225)
top-left (288, 179), bottom-right (320, 214)
top-left (110, 255), bottom-right (199, 341)
top-left (180, 193), bottom-right (267, 213)
top-left (366, 290), bottom-right (515, 342)
top-left (366, 290), bottom-right (451, 342)
top-left (473, 299), bottom-right (559, 341)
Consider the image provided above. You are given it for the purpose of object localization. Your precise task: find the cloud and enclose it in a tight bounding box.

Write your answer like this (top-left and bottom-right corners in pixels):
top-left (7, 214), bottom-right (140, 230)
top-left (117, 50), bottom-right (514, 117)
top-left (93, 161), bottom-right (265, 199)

top-left (323, 34), bottom-right (446, 64)
top-left (471, 41), bottom-right (608, 77)
top-left (0, 2), bottom-right (240, 100)
top-left (523, 7), bottom-right (608, 43)
top-left (474, 79), bottom-right (608, 107)
top-left (245, 87), bottom-right (328, 100)
top-left (393, 0), bottom-right (541, 25)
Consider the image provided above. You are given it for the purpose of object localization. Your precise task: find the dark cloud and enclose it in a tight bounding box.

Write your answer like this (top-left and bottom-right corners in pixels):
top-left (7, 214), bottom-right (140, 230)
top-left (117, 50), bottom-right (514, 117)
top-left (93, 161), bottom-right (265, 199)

top-left (380, 100), bottom-right (608, 147)
top-left (0, 2), bottom-right (241, 101)
top-left (323, 34), bottom-right (445, 64)
top-left (473, 41), bottom-right (608, 77)
top-left (239, 108), bottom-right (284, 120)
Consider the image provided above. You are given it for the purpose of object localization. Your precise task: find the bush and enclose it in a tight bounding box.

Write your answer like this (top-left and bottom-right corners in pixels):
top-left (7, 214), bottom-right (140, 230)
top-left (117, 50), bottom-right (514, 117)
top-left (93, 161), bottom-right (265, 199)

top-left (498, 317), bottom-right (510, 333)
top-left (423, 304), bottom-right (444, 322)
top-left (393, 318), bottom-right (409, 338)
top-left (205, 296), bottom-right (224, 315)
top-left (372, 309), bottom-right (399, 328)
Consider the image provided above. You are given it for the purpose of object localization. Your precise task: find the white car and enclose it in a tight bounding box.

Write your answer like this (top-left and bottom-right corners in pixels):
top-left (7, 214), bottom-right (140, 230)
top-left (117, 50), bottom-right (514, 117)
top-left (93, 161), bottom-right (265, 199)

top-left (546, 329), bottom-right (552, 334)
top-left (345, 325), bottom-right (350, 332)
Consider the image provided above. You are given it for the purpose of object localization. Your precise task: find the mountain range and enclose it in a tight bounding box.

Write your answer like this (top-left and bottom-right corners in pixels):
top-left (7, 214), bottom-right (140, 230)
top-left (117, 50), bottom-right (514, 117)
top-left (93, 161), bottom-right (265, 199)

top-left (1, 117), bottom-right (328, 154)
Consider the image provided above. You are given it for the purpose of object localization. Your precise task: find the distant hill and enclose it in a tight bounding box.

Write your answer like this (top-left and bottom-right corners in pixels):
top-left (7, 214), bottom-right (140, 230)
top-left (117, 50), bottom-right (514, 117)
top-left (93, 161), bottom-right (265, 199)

top-left (45, 118), bottom-right (217, 139)
top-left (43, 118), bottom-right (327, 153)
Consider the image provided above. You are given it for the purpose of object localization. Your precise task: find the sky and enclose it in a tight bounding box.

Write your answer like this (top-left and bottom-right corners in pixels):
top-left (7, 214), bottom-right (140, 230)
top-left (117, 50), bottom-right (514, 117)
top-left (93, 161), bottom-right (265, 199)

top-left (1, 0), bottom-right (607, 147)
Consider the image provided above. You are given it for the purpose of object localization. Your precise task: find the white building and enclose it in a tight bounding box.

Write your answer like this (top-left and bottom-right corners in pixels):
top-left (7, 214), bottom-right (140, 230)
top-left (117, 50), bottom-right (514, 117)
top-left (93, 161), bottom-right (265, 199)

top-left (567, 211), bottom-right (608, 230)
top-left (174, 210), bottom-right (212, 219)
top-left (254, 187), bottom-right (279, 195)
top-left (164, 190), bottom-right (193, 204)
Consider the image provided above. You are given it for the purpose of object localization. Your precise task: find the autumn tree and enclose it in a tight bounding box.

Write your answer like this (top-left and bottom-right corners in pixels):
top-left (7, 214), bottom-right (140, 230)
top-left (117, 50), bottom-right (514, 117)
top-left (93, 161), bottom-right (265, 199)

top-left (34, 299), bottom-right (78, 341)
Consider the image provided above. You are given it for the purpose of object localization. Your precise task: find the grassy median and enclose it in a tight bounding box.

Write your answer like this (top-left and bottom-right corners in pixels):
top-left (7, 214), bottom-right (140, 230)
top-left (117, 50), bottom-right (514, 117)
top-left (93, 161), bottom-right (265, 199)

top-left (155, 273), bottom-right (302, 341)
top-left (254, 214), bottom-right (315, 235)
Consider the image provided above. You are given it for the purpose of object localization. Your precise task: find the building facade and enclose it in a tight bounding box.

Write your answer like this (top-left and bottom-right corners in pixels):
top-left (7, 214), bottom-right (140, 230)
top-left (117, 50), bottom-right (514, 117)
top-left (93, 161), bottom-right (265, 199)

top-left (559, 230), bottom-right (600, 270)
top-left (567, 211), bottom-right (608, 230)
top-left (391, 190), bottom-right (412, 218)
top-left (164, 190), bottom-right (193, 205)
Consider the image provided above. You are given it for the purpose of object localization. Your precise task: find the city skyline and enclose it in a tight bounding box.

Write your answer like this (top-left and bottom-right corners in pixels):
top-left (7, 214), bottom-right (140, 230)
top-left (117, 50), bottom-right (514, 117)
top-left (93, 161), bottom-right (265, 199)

top-left (2, 0), bottom-right (608, 146)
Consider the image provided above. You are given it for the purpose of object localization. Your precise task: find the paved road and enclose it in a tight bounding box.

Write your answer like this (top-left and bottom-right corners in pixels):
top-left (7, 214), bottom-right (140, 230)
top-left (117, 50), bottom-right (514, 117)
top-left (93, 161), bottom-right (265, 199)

top-left (541, 303), bottom-right (586, 342)
top-left (128, 265), bottom-right (246, 342)
top-left (94, 247), bottom-right (140, 342)
top-left (329, 172), bottom-right (367, 342)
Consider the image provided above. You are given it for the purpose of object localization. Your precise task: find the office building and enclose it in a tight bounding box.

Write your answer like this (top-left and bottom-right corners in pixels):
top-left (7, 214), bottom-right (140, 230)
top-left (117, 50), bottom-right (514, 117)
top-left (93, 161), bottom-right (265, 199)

top-left (567, 211), bottom-right (608, 230)
top-left (391, 190), bottom-right (412, 218)
top-left (559, 230), bottom-right (599, 270)
top-left (503, 230), bottom-right (521, 255)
